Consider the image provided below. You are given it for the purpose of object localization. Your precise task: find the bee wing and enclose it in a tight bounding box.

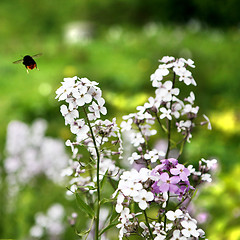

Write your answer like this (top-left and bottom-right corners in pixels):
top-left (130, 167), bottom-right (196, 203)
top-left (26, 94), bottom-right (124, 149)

top-left (31, 53), bottom-right (43, 58)
top-left (13, 59), bottom-right (23, 64)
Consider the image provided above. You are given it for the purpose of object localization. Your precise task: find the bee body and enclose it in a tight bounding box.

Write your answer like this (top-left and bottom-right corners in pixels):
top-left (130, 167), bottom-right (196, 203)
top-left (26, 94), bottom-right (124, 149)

top-left (13, 53), bottom-right (42, 73)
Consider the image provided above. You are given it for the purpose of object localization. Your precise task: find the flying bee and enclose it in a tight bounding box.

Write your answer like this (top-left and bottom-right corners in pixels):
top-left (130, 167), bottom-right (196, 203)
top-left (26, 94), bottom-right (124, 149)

top-left (13, 53), bottom-right (42, 73)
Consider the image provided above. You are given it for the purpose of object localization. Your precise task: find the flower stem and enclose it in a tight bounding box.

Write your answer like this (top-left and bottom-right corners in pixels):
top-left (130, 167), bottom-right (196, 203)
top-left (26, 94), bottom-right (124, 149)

top-left (154, 111), bottom-right (168, 133)
top-left (83, 106), bottom-right (101, 240)
top-left (143, 210), bottom-right (154, 240)
top-left (165, 72), bottom-right (176, 159)
top-left (165, 119), bottom-right (171, 159)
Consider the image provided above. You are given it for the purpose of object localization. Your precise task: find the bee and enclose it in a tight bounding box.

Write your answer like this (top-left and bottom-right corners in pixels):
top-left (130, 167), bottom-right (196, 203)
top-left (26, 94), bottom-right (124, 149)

top-left (13, 53), bottom-right (42, 73)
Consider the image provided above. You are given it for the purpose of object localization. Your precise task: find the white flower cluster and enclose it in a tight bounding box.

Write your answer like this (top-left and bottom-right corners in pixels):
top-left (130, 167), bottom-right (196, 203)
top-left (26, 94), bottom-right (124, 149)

top-left (164, 209), bottom-right (206, 239)
top-left (188, 158), bottom-right (218, 183)
top-left (151, 56), bottom-right (196, 87)
top-left (113, 160), bottom-right (216, 239)
top-left (116, 208), bottom-right (139, 240)
top-left (56, 76), bottom-right (107, 140)
top-left (29, 203), bottom-right (65, 239)
top-left (114, 168), bottom-right (153, 212)
top-left (4, 120), bottom-right (68, 189)
top-left (121, 111), bottom-right (157, 149)
top-left (56, 77), bottom-right (123, 195)
top-left (128, 148), bottom-right (165, 165)
top-left (113, 168), bottom-right (155, 239)
top-left (115, 194), bottom-right (207, 240)
top-left (121, 56), bottom-right (211, 149)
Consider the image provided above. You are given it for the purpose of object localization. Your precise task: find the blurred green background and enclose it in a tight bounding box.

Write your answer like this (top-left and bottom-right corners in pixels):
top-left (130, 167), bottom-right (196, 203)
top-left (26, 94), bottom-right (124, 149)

top-left (0, 0), bottom-right (240, 239)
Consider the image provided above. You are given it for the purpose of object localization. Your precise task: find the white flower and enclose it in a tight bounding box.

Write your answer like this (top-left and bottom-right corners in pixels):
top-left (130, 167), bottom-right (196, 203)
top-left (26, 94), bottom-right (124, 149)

top-left (116, 193), bottom-right (125, 213)
top-left (60, 105), bottom-right (79, 125)
top-left (116, 202), bottom-right (123, 214)
top-left (166, 209), bottom-right (184, 221)
top-left (173, 60), bottom-right (186, 76)
top-left (140, 222), bottom-right (149, 237)
top-left (130, 132), bottom-right (145, 147)
top-left (138, 167), bottom-right (152, 182)
top-left (181, 220), bottom-right (199, 238)
top-left (176, 120), bottom-right (192, 133)
top-left (170, 230), bottom-right (187, 240)
top-left (88, 86), bottom-right (102, 100)
top-left (151, 70), bottom-right (163, 87)
top-left (76, 86), bottom-right (92, 106)
top-left (201, 158), bottom-right (217, 169)
top-left (30, 225), bottom-right (44, 238)
top-left (55, 76), bottom-right (77, 101)
top-left (65, 139), bottom-right (73, 150)
top-left (160, 107), bottom-right (172, 120)
top-left (88, 98), bottom-right (107, 119)
top-left (144, 149), bottom-right (164, 163)
top-left (119, 208), bottom-right (132, 224)
top-left (145, 96), bottom-right (161, 110)
top-left (179, 58), bottom-right (195, 68)
top-left (97, 98), bottom-right (107, 113)
top-left (133, 189), bottom-right (154, 210)
top-left (182, 104), bottom-right (199, 115)
top-left (120, 119), bottom-right (133, 132)
top-left (70, 119), bottom-right (89, 135)
top-left (157, 64), bottom-right (170, 76)
top-left (159, 56), bottom-right (175, 63)
top-left (203, 114), bottom-right (212, 130)
top-left (201, 173), bottom-right (212, 182)
top-left (65, 96), bottom-right (77, 111)
top-left (128, 152), bottom-right (141, 164)
top-left (197, 228), bottom-right (206, 238)
top-left (155, 81), bottom-right (179, 102)
top-left (179, 69), bottom-right (196, 86)
top-left (187, 165), bottom-right (196, 174)
top-left (154, 234), bottom-right (166, 240)
top-left (122, 181), bottom-right (143, 197)
top-left (185, 91), bottom-right (195, 104)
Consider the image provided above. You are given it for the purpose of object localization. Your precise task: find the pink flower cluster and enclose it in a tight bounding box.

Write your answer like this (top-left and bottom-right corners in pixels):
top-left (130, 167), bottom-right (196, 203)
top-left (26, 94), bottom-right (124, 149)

top-left (151, 158), bottom-right (193, 199)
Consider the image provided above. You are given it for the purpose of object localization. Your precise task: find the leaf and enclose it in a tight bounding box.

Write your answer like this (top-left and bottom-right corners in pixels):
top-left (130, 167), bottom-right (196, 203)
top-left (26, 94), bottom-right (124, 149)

top-left (110, 210), bottom-right (119, 224)
top-left (100, 170), bottom-right (108, 190)
top-left (76, 228), bottom-right (91, 237)
top-left (100, 198), bottom-right (113, 205)
top-left (78, 185), bottom-right (97, 190)
top-left (191, 188), bottom-right (198, 199)
top-left (99, 220), bottom-right (119, 236)
top-left (76, 193), bottom-right (95, 219)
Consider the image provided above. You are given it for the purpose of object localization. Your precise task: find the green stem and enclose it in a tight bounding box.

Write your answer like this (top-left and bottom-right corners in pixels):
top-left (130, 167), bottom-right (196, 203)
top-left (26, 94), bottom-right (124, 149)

top-left (165, 72), bottom-right (176, 159)
top-left (165, 119), bottom-right (171, 159)
top-left (164, 192), bottom-right (170, 231)
top-left (177, 135), bottom-right (187, 158)
top-left (154, 111), bottom-right (167, 133)
top-left (83, 107), bottom-right (101, 240)
top-left (143, 210), bottom-right (154, 240)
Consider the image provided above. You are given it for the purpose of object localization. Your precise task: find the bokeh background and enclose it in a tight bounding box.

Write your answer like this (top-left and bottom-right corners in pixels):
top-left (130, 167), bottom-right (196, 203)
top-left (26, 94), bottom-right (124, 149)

top-left (0, 0), bottom-right (240, 239)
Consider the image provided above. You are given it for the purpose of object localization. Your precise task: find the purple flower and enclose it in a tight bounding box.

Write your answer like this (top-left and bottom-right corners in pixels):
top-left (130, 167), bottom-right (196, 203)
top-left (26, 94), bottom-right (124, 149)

top-left (170, 164), bottom-right (190, 181)
top-left (157, 172), bottom-right (180, 193)
top-left (159, 158), bottom-right (178, 171)
top-left (177, 180), bottom-right (193, 198)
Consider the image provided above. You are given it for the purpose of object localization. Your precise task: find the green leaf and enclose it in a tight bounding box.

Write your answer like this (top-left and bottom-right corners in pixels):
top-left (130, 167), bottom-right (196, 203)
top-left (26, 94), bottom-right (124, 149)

top-left (100, 198), bottom-right (113, 205)
top-left (110, 210), bottom-right (119, 224)
top-left (192, 188), bottom-right (198, 199)
top-left (76, 193), bottom-right (95, 219)
top-left (99, 220), bottom-right (119, 236)
top-left (76, 228), bottom-right (91, 237)
top-left (78, 185), bottom-right (97, 190)
top-left (100, 170), bottom-right (108, 190)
